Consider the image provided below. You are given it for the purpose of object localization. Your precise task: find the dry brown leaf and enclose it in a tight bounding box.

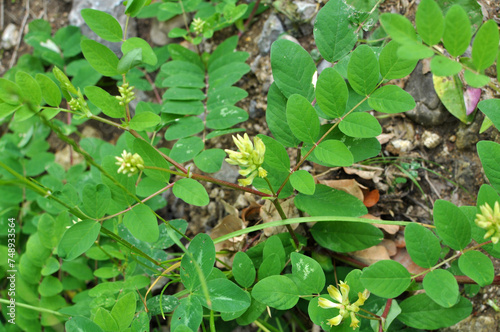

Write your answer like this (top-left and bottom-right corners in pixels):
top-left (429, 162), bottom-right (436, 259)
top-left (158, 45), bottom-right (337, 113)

top-left (380, 239), bottom-right (397, 256)
top-left (320, 179), bottom-right (365, 201)
top-left (363, 189), bottom-right (380, 207)
top-left (210, 215), bottom-right (246, 267)
top-left (361, 214), bottom-right (400, 235)
top-left (260, 198), bottom-right (300, 236)
top-left (376, 133), bottom-right (395, 145)
top-left (392, 248), bottom-right (427, 274)
top-left (344, 167), bottom-right (383, 182)
top-left (349, 245), bottom-right (391, 266)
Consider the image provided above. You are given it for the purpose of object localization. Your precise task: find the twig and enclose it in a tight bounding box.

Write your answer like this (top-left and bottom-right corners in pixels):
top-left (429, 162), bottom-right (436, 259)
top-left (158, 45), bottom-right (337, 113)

top-left (9, 0), bottom-right (30, 69)
top-left (238, 0), bottom-right (261, 38)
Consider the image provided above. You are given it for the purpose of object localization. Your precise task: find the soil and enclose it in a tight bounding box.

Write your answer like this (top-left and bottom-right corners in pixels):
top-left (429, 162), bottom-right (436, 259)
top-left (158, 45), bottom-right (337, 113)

top-left (1, 0), bottom-right (500, 331)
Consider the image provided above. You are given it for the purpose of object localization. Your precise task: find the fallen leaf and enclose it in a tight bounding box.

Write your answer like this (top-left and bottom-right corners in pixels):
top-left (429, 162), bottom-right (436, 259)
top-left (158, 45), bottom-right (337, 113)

top-left (376, 133), bottom-right (395, 145)
top-left (380, 239), bottom-right (397, 256)
top-left (363, 189), bottom-right (380, 207)
top-left (260, 198), bottom-right (300, 236)
top-left (349, 245), bottom-right (391, 265)
top-left (344, 167), bottom-right (383, 182)
top-left (320, 179), bottom-right (365, 202)
top-left (361, 214), bottom-right (400, 234)
top-left (210, 215), bottom-right (246, 267)
top-left (392, 248), bottom-right (427, 274)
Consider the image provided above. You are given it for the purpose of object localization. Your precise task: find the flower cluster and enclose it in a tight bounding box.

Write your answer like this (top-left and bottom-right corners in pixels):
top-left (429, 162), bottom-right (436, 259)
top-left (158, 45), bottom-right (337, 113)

top-left (192, 18), bottom-right (206, 34)
top-left (475, 201), bottom-right (500, 244)
top-left (115, 150), bottom-right (144, 176)
top-left (225, 133), bottom-right (267, 186)
top-left (318, 281), bottom-right (370, 330)
top-left (116, 82), bottom-right (135, 106)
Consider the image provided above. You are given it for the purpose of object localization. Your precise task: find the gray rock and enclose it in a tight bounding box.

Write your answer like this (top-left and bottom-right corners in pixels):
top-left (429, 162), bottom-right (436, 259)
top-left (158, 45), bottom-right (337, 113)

top-left (295, 1), bottom-right (317, 22)
top-left (1, 24), bottom-right (19, 50)
top-left (405, 62), bottom-right (449, 126)
top-left (455, 112), bottom-right (482, 150)
top-left (440, 314), bottom-right (499, 332)
top-left (150, 15), bottom-right (186, 46)
top-left (69, 0), bottom-right (137, 55)
top-left (257, 14), bottom-right (284, 55)
top-left (212, 161), bottom-right (240, 184)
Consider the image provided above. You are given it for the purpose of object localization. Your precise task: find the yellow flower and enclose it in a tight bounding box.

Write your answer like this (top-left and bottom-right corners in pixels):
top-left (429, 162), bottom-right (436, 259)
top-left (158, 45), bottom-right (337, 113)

top-left (475, 201), bottom-right (500, 244)
top-left (115, 150), bottom-right (144, 176)
top-left (225, 133), bottom-right (267, 186)
top-left (318, 281), bottom-right (370, 330)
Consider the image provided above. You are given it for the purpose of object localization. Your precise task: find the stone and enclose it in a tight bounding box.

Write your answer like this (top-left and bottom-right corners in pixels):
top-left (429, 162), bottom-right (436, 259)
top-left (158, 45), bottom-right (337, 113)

top-left (1, 24), bottom-right (19, 50)
top-left (69, 0), bottom-right (137, 55)
top-left (405, 62), bottom-right (449, 126)
top-left (421, 130), bottom-right (441, 149)
top-left (212, 161), bottom-right (240, 184)
top-left (150, 15), bottom-right (186, 46)
top-left (295, 1), bottom-right (317, 22)
top-left (257, 14), bottom-right (284, 55)
top-left (455, 113), bottom-right (482, 150)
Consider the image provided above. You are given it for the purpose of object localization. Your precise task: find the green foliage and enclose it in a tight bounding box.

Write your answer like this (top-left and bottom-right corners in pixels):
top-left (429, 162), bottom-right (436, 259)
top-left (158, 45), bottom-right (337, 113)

top-left (1, 0), bottom-right (498, 331)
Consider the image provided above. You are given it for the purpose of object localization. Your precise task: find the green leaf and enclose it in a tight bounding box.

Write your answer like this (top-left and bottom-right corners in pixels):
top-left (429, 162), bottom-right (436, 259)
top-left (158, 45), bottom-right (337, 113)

top-left (81, 9), bottom-right (123, 42)
top-left (173, 178), bottom-right (209, 206)
top-left (81, 184), bottom-right (111, 219)
top-left (81, 40), bottom-right (119, 77)
top-left (290, 170), bottom-right (315, 195)
top-left (430, 56), bottom-right (462, 76)
top-left (316, 67), bottom-right (348, 118)
top-left (423, 269), bottom-right (459, 307)
top-left (194, 149), bottom-right (225, 173)
top-left (360, 260), bottom-right (411, 298)
top-left (163, 101), bottom-right (204, 116)
top-left (286, 94), bottom-right (320, 143)
top-left (84, 86), bottom-right (124, 118)
top-left (122, 37), bottom-right (158, 66)
top-left (398, 294), bottom-right (472, 329)
top-left (314, 140), bottom-right (353, 167)
top-left (443, 5), bottom-right (471, 57)
top-left (146, 295), bottom-right (179, 316)
top-left (478, 99), bottom-right (500, 131)
top-left (0, 78), bottom-right (21, 105)
top-left (163, 87), bottom-right (205, 101)
top-left (458, 250), bottom-right (494, 286)
top-left (58, 220), bottom-right (101, 261)
top-left (396, 41), bottom-right (434, 60)
top-left (314, 0), bottom-right (357, 62)
top-left (117, 48), bottom-right (142, 74)
top-left (123, 203), bottom-right (159, 242)
top-left (257, 135), bottom-right (290, 173)
top-left (252, 275), bottom-right (299, 310)
top-left (36, 74), bottom-right (61, 107)
top-left (195, 279), bottom-right (250, 312)
top-left (379, 13), bottom-right (418, 44)
top-left (405, 223), bottom-right (441, 268)
top-left (270, 39), bottom-right (316, 102)
top-left (169, 136), bottom-right (204, 163)
top-left (311, 220), bottom-right (382, 253)
top-left (379, 41), bottom-right (418, 80)
top-left (296, 184), bottom-right (367, 217)
top-left (111, 292), bottom-right (136, 330)
top-left (347, 45), bottom-right (379, 95)
top-left (258, 254), bottom-right (283, 280)
top-left (171, 296), bottom-right (202, 332)
top-left (94, 308), bottom-right (119, 331)
top-left (66, 316), bottom-right (105, 332)
top-left (416, 0), bottom-right (444, 46)
top-left (129, 111), bottom-right (160, 131)
top-left (125, 0), bottom-right (148, 17)
top-left (339, 112), bottom-right (382, 138)
top-left (433, 74), bottom-right (471, 123)
top-left (369, 85), bottom-right (416, 113)
top-left (133, 138), bottom-right (171, 183)
top-left (180, 233), bottom-right (215, 291)
top-left (206, 105), bottom-right (248, 129)
top-left (433, 200), bottom-right (471, 250)
top-left (464, 70), bottom-right (490, 88)
top-left (38, 276), bottom-right (63, 297)
top-left (477, 141), bottom-right (500, 192)
top-left (232, 252), bottom-right (256, 288)
top-left (165, 116), bottom-right (204, 140)
top-left (16, 71), bottom-right (42, 107)
top-left (472, 20), bottom-right (499, 71)
top-left (266, 83), bottom-right (300, 147)
top-left (290, 252), bottom-right (325, 294)
top-left (38, 214), bottom-right (67, 249)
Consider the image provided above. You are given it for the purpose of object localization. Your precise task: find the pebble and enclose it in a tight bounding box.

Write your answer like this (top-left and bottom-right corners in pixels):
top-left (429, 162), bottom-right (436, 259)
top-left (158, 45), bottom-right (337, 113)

top-left (1, 24), bottom-right (19, 50)
top-left (421, 131), bottom-right (441, 149)
top-left (150, 16), bottom-right (186, 46)
top-left (257, 14), bottom-right (284, 55)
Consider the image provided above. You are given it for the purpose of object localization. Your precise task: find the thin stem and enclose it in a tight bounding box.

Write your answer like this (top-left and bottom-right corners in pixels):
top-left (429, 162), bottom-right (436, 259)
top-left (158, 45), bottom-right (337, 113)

top-left (0, 299), bottom-right (68, 317)
top-left (239, 0), bottom-right (261, 38)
